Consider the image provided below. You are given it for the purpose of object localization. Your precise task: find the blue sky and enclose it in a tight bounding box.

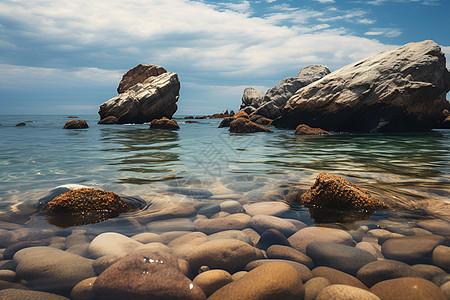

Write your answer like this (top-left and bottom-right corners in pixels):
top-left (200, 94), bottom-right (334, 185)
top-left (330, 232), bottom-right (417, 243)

top-left (0, 0), bottom-right (449, 115)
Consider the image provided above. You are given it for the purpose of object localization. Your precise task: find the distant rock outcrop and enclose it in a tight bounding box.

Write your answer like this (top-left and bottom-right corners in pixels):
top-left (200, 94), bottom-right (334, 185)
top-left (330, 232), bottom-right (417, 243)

top-left (98, 64), bottom-right (180, 124)
top-left (239, 65), bottom-right (330, 119)
top-left (275, 40), bottom-right (450, 132)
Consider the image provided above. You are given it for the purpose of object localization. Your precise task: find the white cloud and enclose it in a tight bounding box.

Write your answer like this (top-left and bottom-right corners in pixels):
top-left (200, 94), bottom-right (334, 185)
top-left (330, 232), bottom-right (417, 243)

top-left (365, 28), bottom-right (402, 38)
top-left (313, 0), bottom-right (336, 3)
top-left (266, 0), bottom-right (277, 3)
top-left (366, 0), bottom-right (437, 5)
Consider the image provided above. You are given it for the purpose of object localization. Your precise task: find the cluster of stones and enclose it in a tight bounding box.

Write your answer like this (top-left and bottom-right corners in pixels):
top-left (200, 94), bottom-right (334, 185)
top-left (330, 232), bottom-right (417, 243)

top-left (0, 174), bottom-right (447, 299)
top-left (185, 110), bottom-right (235, 120)
top-left (219, 111), bottom-right (274, 133)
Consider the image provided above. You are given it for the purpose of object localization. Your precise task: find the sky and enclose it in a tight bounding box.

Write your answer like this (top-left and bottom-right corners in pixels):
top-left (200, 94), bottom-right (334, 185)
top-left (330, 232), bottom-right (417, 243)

top-left (0, 0), bottom-right (449, 116)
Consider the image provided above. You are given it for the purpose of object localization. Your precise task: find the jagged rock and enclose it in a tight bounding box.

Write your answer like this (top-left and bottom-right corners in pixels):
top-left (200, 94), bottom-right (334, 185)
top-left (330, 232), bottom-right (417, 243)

top-left (255, 117), bottom-right (273, 126)
top-left (149, 117), bottom-right (180, 130)
top-left (276, 40), bottom-right (450, 132)
top-left (117, 64), bottom-right (167, 94)
top-left (63, 120), bottom-right (88, 129)
top-left (98, 116), bottom-right (118, 124)
top-left (239, 65), bottom-right (330, 120)
top-left (229, 118), bottom-right (273, 133)
top-left (218, 117), bottom-right (234, 128)
top-left (240, 88), bottom-right (264, 114)
top-left (295, 124), bottom-right (330, 135)
top-left (98, 67), bottom-right (180, 124)
top-left (234, 111), bottom-right (249, 119)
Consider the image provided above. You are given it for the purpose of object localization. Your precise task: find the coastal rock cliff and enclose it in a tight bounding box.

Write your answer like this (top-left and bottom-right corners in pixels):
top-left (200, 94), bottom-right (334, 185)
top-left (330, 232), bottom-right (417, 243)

top-left (239, 65), bottom-right (330, 119)
top-left (274, 40), bottom-right (450, 132)
top-left (98, 64), bottom-right (180, 124)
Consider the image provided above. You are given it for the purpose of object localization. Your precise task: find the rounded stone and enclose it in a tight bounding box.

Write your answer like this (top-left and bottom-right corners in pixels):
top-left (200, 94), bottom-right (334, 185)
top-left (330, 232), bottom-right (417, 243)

top-left (94, 249), bottom-right (206, 300)
top-left (88, 232), bottom-right (142, 259)
top-left (441, 281), bottom-right (450, 300)
top-left (231, 271), bottom-right (247, 281)
top-left (256, 229), bottom-right (291, 251)
top-left (370, 277), bottom-right (446, 300)
top-left (187, 239), bottom-right (260, 274)
top-left (146, 218), bottom-right (196, 233)
top-left (194, 214), bottom-right (250, 235)
top-left (312, 266), bottom-right (368, 290)
top-left (433, 274), bottom-right (450, 287)
top-left (304, 277), bottom-right (331, 300)
top-left (412, 264), bottom-right (447, 280)
top-left (381, 235), bottom-right (445, 262)
top-left (288, 227), bottom-right (355, 253)
top-left (244, 259), bottom-right (313, 282)
top-left (65, 234), bottom-right (90, 249)
top-left (208, 262), bottom-right (305, 300)
top-left (198, 204), bottom-right (221, 218)
top-left (93, 255), bottom-right (122, 275)
top-left (267, 245), bottom-right (314, 269)
top-left (62, 120), bottom-right (88, 129)
top-left (0, 270), bottom-right (16, 282)
top-left (193, 269), bottom-right (233, 297)
top-left (219, 201), bottom-right (244, 214)
top-left (0, 288), bottom-right (70, 299)
top-left (316, 284), bottom-right (380, 300)
top-left (160, 231), bottom-right (193, 244)
top-left (433, 245), bottom-right (450, 272)
top-left (356, 259), bottom-right (423, 287)
top-left (417, 220), bottom-right (450, 236)
top-left (13, 246), bottom-right (96, 294)
top-left (250, 215), bottom-right (297, 237)
top-left (243, 202), bottom-right (289, 216)
top-left (131, 232), bottom-right (161, 244)
top-left (306, 242), bottom-right (376, 276)
top-left (356, 242), bottom-right (383, 259)
top-left (168, 232), bottom-right (208, 259)
top-left (208, 230), bottom-right (253, 245)
top-left (71, 277), bottom-right (96, 300)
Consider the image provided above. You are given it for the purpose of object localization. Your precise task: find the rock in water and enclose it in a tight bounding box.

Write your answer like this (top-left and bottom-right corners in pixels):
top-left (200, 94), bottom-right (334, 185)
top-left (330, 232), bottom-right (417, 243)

top-left (295, 124), bottom-right (330, 135)
top-left (98, 65), bottom-right (180, 124)
top-left (98, 116), bottom-right (118, 124)
top-left (276, 40), bottom-right (450, 132)
top-left (240, 88), bottom-right (264, 115)
top-left (63, 120), bottom-right (89, 129)
top-left (149, 117), bottom-right (180, 130)
top-left (117, 64), bottom-right (167, 94)
top-left (229, 118), bottom-right (273, 133)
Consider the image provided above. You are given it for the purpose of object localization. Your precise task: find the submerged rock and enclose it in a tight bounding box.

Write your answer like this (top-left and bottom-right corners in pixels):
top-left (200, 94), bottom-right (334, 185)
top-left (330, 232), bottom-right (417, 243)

top-left (15, 122), bottom-right (26, 127)
top-left (295, 124), bottom-right (330, 135)
top-left (276, 40), bottom-right (450, 132)
top-left (63, 120), bottom-right (89, 129)
top-left (229, 118), bottom-right (273, 133)
top-left (149, 117), bottom-right (180, 130)
top-left (98, 116), bottom-right (118, 124)
top-left (98, 64), bottom-right (180, 124)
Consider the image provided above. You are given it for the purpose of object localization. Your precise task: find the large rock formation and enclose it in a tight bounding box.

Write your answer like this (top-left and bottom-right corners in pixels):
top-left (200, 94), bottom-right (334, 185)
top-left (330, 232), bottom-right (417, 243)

top-left (239, 65), bottom-right (330, 119)
top-left (98, 64), bottom-right (180, 124)
top-left (275, 40), bottom-right (450, 132)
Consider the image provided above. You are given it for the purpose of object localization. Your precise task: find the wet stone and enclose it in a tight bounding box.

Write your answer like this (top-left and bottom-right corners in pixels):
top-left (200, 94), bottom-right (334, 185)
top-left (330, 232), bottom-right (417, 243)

top-left (312, 266), bottom-right (368, 290)
top-left (219, 201), bottom-right (244, 214)
top-left (0, 270), bottom-right (16, 282)
top-left (288, 227), bottom-right (355, 253)
top-left (0, 288), bottom-right (70, 299)
top-left (71, 277), bottom-right (96, 300)
top-left (441, 281), bottom-right (450, 300)
top-left (146, 218), bottom-right (196, 232)
top-left (256, 229), bottom-right (291, 251)
top-left (249, 215), bottom-right (297, 237)
top-left (243, 201), bottom-right (289, 216)
top-left (356, 242), bottom-right (384, 259)
top-left (208, 230), bottom-right (253, 245)
top-left (93, 255), bottom-right (122, 276)
top-left (433, 245), bottom-right (450, 272)
top-left (65, 234), bottom-right (90, 249)
top-left (412, 264), bottom-right (447, 281)
top-left (267, 244), bottom-right (314, 269)
top-left (194, 213), bottom-right (250, 235)
top-left (208, 262), bottom-right (305, 300)
top-left (316, 284), bottom-right (380, 300)
top-left (88, 232), bottom-right (143, 259)
top-left (244, 259), bottom-right (313, 282)
top-left (381, 235), bottom-right (445, 263)
top-left (370, 277), bottom-right (446, 300)
top-left (226, 181), bottom-right (264, 192)
top-left (193, 269), bottom-right (233, 297)
top-left (198, 204), bottom-right (221, 218)
top-left (304, 277), bottom-right (331, 300)
top-left (356, 259), bottom-right (423, 287)
top-left (433, 274), bottom-right (450, 287)
top-left (417, 220), bottom-right (450, 236)
top-left (3, 240), bottom-right (49, 260)
top-left (131, 232), bottom-right (161, 244)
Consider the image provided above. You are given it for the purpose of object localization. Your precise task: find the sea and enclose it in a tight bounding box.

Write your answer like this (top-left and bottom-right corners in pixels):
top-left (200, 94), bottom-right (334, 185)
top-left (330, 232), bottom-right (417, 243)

top-left (0, 114), bottom-right (449, 227)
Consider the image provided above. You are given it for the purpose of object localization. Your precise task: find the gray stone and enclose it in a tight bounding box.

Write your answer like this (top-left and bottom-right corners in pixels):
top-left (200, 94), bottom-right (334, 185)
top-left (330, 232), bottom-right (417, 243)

top-left (208, 230), bottom-right (253, 245)
top-left (412, 264), bottom-right (447, 281)
top-left (249, 215), bottom-right (297, 237)
top-left (307, 242), bottom-right (376, 276)
top-left (288, 227), bottom-right (355, 253)
top-left (219, 200), bottom-right (244, 214)
top-left (194, 213), bottom-right (250, 235)
top-left (146, 218), bottom-right (196, 233)
top-left (267, 244), bottom-right (314, 269)
top-left (381, 235), bottom-right (445, 262)
top-left (88, 232), bottom-right (142, 259)
top-left (93, 255), bottom-right (122, 276)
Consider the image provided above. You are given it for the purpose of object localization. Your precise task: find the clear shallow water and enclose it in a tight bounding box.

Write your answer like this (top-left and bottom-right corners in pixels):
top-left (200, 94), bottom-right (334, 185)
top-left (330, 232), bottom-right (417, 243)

top-left (0, 115), bottom-right (449, 225)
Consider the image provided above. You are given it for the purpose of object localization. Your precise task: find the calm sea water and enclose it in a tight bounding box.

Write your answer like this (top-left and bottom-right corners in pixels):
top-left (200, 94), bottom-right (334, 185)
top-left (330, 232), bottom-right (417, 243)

top-left (0, 115), bottom-right (449, 225)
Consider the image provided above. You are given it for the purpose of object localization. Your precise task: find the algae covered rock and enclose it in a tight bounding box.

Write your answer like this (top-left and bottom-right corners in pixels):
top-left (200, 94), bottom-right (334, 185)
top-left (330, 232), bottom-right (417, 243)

top-left (149, 117), bottom-right (180, 130)
top-left (295, 124), bottom-right (330, 135)
top-left (229, 118), bottom-right (273, 133)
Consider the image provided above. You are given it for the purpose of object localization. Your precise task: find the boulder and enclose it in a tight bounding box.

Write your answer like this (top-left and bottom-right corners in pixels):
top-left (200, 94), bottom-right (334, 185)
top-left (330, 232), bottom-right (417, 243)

top-left (149, 117), bottom-right (180, 130)
top-left (295, 124), bottom-right (330, 135)
top-left (15, 122), bottom-right (26, 127)
top-left (98, 116), bottom-right (118, 124)
top-left (218, 117), bottom-right (234, 128)
top-left (370, 277), bottom-right (446, 300)
top-left (117, 64), bottom-right (167, 94)
top-left (229, 118), bottom-right (273, 133)
top-left (240, 88), bottom-right (264, 114)
top-left (62, 120), bottom-right (88, 129)
top-left (98, 69), bottom-right (180, 124)
top-left (275, 40), bottom-right (450, 132)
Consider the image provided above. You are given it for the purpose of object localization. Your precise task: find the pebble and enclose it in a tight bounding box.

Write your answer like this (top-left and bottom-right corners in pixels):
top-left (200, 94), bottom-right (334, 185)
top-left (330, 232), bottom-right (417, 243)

top-left (136, 242), bottom-right (172, 254)
top-left (146, 218), bottom-right (196, 232)
top-left (208, 230), bottom-right (253, 245)
top-left (198, 204), bottom-right (221, 218)
top-left (412, 264), bottom-right (447, 280)
top-left (160, 231), bottom-right (193, 244)
top-left (94, 249), bottom-right (206, 299)
top-left (71, 277), bottom-right (96, 300)
top-left (65, 234), bottom-right (90, 249)
top-left (370, 277), bottom-right (446, 300)
top-left (416, 220), bottom-right (450, 236)
top-left (356, 242), bottom-right (383, 259)
top-left (288, 227), bottom-right (355, 253)
top-left (88, 232), bottom-right (142, 258)
top-left (66, 243), bottom-right (90, 257)
top-left (243, 201), bottom-right (289, 216)
top-left (231, 271), bottom-right (247, 281)
top-left (0, 288), bottom-right (70, 299)
top-left (433, 245), bottom-right (450, 272)
top-left (307, 242), bottom-right (376, 276)
top-left (312, 266), bottom-right (368, 290)
top-left (93, 255), bottom-right (122, 276)
top-left (193, 269), bottom-right (233, 297)
top-left (168, 232), bottom-right (208, 259)
top-left (136, 204), bottom-right (197, 223)
top-left (250, 215), bottom-right (297, 237)
top-left (441, 281), bottom-right (450, 300)
top-left (433, 274), bottom-right (450, 287)
top-left (3, 240), bottom-right (49, 260)
top-left (131, 232), bottom-right (161, 244)
top-left (267, 245), bottom-right (314, 269)
top-left (381, 235), bottom-right (445, 262)
top-left (14, 246), bottom-right (96, 293)
top-left (285, 219), bottom-right (308, 231)
top-left (316, 284), bottom-right (381, 300)
top-left (219, 201), bottom-right (244, 214)
top-left (244, 259), bottom-right (313, 282)
top-left (187, 239), bottom-right (261, 274)
top-left (194, 213), bottom-right (250, 234)
top-left (348, 230), bottom-right (364, 243)
top-left (0, 230), bottom-right (14, 248)
top-left (367, 229), bottom-right (404, 244)
top-left (256, 229), bottom-right (291, 251)
top-left (209, 262), bottom-right (305, 300)
top-left (0, 279), bottom-right (28, 290)
top-left (0, 270), bottom-right (16, 282)
top-left (304, 277), bottom-right (331, 300)
top-left (356, 259), bottom-right (423, 287)
top-left (242, 228), bottom-right (261, 245)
